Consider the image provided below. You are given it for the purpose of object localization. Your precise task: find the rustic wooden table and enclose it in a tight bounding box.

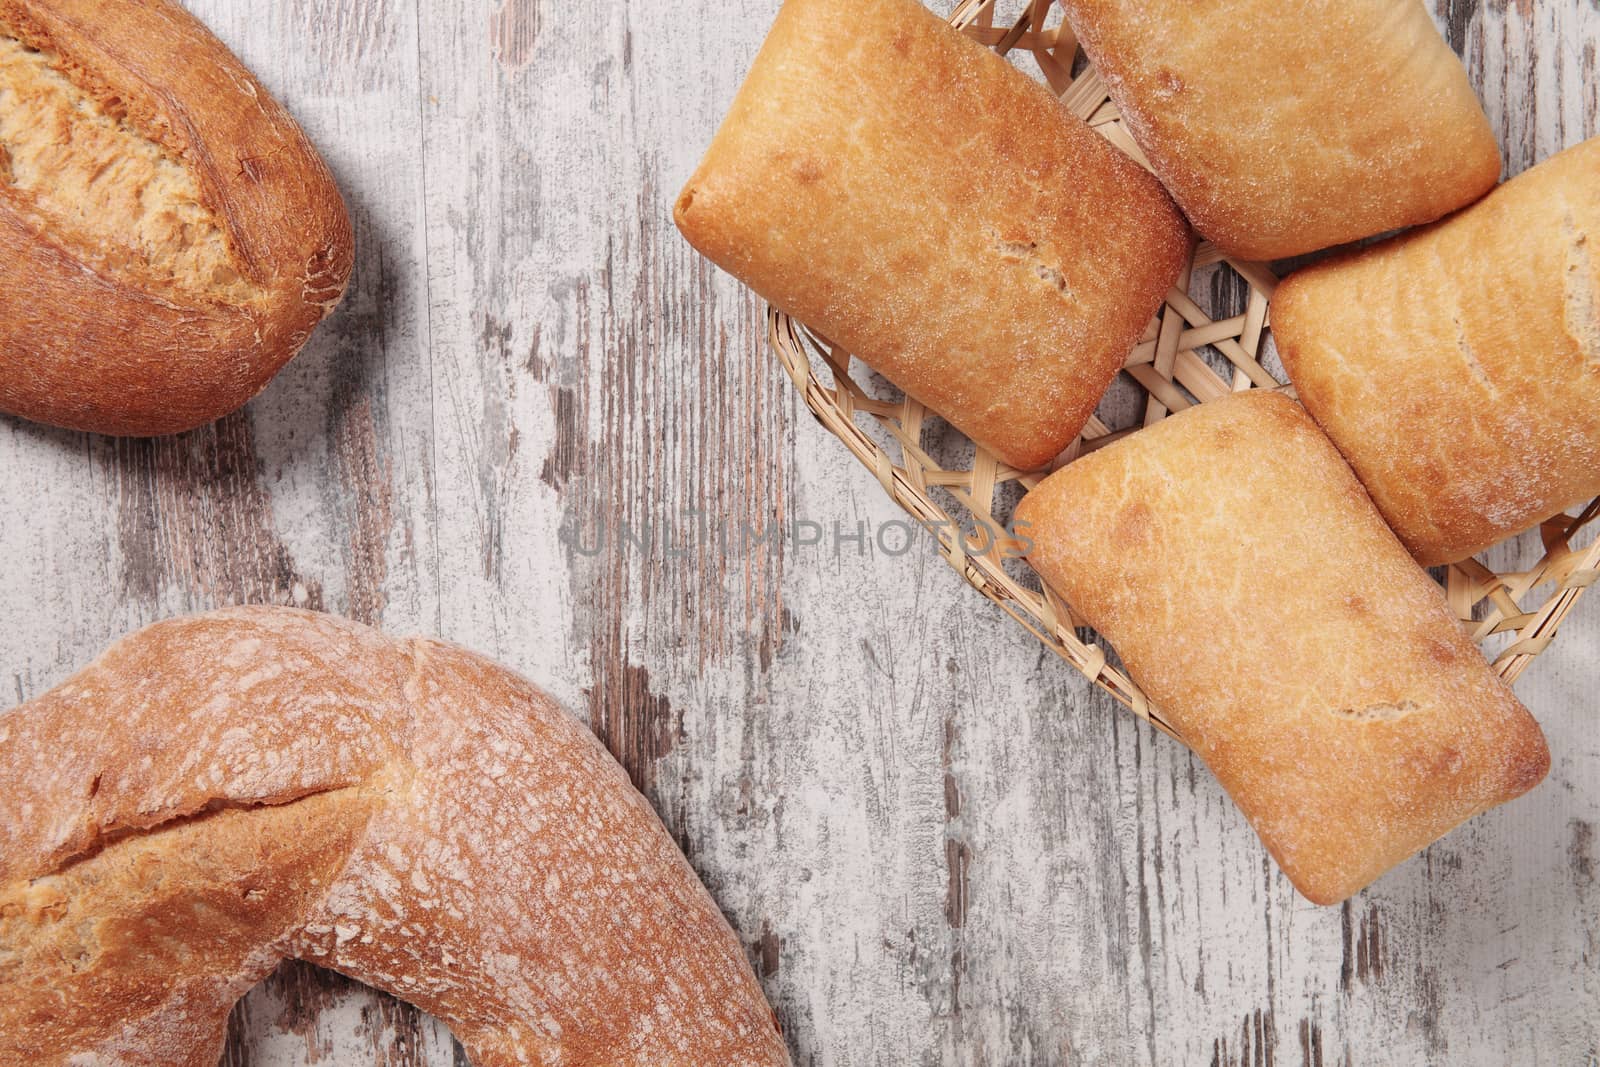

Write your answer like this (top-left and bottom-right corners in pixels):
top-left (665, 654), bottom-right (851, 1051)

top-left (2, 0), bottom-right (1595, 1063)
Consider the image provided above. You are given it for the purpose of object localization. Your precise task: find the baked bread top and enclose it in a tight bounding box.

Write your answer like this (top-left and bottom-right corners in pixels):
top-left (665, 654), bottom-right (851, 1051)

top-left (1060, 0), bottom-right (1502, 260)
top-left (0, 607), bottom-right (790, 1067)
top-left (0, 0), bottom-right (353, 435)
top-left (1015, 393), bottom-right (1549, 903)
top-left (1274, 135), bottom-right (1600, 565)
top-left (675, 0), bottom-right (1188, 471)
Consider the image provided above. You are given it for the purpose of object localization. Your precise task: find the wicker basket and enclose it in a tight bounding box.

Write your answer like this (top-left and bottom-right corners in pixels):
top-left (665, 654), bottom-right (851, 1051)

top-left (769, 0), bottom-right (1600, 738)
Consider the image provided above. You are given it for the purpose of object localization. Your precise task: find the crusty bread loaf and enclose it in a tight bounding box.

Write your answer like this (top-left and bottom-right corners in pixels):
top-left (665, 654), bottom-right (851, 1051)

top-left (1058, 0), bottom-right (1501, 261)
top-left (0, 608), bottom-right (790, 1067)
top-left (1274, 136), bottom-right (1600, 566)
top-left (674, 0), bottom-right (1189, 471)
top-left (1014, 393), bottom-right (1549, 905)
top-left (0, 0), bottom-right (353, 436)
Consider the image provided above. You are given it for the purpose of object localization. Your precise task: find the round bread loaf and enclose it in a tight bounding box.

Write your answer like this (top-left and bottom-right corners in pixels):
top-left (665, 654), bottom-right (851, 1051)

top-left (0, 0), bottom-right (353, 435)
top-left (0, 607), bottom-right (790, 1066)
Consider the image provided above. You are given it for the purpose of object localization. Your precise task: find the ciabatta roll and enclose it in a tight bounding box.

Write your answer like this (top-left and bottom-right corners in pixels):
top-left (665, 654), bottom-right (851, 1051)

top-left (675, 0), bottom-right (1188, 470)
top-left (1015, 393), bottom-right (1549, 905)
top-left (1274, 136), bottom-right (1600, 565)
top-left (1059, 0), bottom-right (1501, 260)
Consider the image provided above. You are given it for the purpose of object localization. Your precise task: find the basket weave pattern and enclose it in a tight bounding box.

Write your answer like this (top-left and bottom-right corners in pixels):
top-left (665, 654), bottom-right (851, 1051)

top-left (769, 0), bottom-right (1600, 737)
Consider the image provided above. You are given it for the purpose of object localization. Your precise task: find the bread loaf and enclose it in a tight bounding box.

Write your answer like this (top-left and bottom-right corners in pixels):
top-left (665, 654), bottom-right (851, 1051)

top-left (674, 0), bottom-right (1189, 471)
top-left (0, 608), bottom-right (790, 1067)
top-left (1058, 0), bottom-right (1501, 260)
top-left (1273, 136), bottom-right (1600, 565)
top-left (1014, 392), bottom-right (1549, 905)
top-left (0, 0), bottom-right (353, 435)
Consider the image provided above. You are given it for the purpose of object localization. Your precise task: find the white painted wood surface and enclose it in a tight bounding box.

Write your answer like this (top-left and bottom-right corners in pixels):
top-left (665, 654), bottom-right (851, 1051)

top-left (1, 0), bottom-right (1596, 1063)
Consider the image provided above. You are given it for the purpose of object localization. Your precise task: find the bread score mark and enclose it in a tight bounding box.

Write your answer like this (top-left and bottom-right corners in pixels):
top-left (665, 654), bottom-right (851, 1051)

top-left (0, 27), bottom-right (255, 302)
top-left (1328, 700), bottom-right (1420, 723)
top-left (989, 228), bottom-right (1076, 301)
top-left (1562, 209), bottom-right (1600, 370)
top-left (0, 787), bottom-right (379, 1014)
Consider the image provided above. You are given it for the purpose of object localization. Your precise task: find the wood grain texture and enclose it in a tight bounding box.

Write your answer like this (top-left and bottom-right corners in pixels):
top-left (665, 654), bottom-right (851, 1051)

top-left (0, 0), bottom-right (1594, 1064)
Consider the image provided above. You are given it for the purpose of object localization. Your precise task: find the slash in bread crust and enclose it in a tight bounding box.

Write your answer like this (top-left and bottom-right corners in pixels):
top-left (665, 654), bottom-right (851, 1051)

top-left (0, 0), bottom-right (353, 435)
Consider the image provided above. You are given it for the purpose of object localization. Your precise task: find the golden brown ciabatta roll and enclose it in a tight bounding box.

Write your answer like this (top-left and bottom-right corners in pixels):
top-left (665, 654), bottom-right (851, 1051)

top-left (0, 608), bottom-right (790, 1067)
top-left (1273, 136), bottom-right (1600, 566)
top-left (674, 0), bottom-right (1189, 472)
top-left (1014, 392), bottom-right (1549, 905)
top-left (1058, 0), bottom-right (1501, 261)
top-left (0, 0), bottom-right (353, 436)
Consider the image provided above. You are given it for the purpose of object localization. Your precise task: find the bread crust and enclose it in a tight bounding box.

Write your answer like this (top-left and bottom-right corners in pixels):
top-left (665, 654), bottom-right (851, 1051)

top-left (1015, 393), bottom-right (1549, 905)
top-left (0, 607), bottom-right (790, 1067)
top-left (0, 0), bottom-right (353, 436)
top-left (1059, 0), bottom-right (1502, 261)
top-left (1274, 136), bottom-right (1600, 565)
top-left (674, 0), bottom-right (1189, 471)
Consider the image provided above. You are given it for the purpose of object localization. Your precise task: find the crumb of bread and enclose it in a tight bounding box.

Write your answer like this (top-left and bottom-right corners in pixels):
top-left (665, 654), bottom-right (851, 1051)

top-left (0, 33), bottom-right (255, 301)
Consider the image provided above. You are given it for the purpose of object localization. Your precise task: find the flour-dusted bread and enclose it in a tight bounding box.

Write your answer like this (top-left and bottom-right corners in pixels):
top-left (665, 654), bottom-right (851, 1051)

top-left (674, 0), bottom-right (1189, 471)
top-left (1014, 393), bottom-right (1549, 905)
top-left (0, 0), bottom-right (353, 436)
top-left (0, 608), bottom-right (790, 1067)
top-left (1058, 0), bottom-right (1501, 261)
top-left (1274, 136), bottom-right (1600, 566)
